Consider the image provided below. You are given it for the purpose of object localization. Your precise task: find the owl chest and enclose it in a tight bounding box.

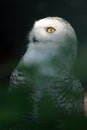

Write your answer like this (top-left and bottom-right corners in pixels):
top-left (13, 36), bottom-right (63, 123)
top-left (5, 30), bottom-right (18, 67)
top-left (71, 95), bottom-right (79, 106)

top-left (18, 68), bottom-right (83, 114)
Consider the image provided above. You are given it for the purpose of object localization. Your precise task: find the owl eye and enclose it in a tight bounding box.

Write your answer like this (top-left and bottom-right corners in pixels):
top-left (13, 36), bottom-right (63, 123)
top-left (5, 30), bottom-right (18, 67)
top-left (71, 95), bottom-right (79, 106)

top-left (46, 27), bottom-right (56, 33)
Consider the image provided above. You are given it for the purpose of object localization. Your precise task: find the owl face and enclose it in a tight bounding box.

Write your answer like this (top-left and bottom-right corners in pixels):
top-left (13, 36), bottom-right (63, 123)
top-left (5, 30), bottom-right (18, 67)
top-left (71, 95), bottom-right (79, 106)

top-left (29, 17), bottom-right (77, 45)
top-left (23, 17), bottom-right (77, 71)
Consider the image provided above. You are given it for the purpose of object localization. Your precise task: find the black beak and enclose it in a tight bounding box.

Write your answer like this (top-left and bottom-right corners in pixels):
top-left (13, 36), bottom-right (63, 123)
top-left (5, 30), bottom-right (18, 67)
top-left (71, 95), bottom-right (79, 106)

top-left (33, 36), bottom-right (38, 43)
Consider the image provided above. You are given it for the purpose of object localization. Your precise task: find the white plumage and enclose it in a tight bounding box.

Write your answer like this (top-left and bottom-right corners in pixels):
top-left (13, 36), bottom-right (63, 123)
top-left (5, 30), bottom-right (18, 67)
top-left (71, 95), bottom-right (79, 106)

top-left (9, 17), bottom-right (84, 129)
top-left (22, 17), bottom-right (77, 75)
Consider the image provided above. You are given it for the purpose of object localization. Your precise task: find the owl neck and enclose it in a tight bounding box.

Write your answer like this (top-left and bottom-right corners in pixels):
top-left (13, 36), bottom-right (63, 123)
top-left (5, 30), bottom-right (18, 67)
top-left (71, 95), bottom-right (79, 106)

top-left (23, 42), bottom-right (76, 77)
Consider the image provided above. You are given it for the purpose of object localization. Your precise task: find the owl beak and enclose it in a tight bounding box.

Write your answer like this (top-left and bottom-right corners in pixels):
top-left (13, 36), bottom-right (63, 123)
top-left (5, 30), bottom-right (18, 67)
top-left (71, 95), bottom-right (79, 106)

top-left (33, 36), bottom-right (38, 43)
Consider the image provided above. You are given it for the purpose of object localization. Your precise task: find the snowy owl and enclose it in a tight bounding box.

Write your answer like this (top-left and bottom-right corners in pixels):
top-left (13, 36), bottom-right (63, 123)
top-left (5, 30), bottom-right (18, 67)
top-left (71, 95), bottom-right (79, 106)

top-left (9, 17), bottom-right (85, 129)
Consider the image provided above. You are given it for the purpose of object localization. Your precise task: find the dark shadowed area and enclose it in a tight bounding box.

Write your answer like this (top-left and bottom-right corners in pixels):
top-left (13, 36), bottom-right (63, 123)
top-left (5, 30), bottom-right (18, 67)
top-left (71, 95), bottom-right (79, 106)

top-left (0, 0), bottom-right (87, 129)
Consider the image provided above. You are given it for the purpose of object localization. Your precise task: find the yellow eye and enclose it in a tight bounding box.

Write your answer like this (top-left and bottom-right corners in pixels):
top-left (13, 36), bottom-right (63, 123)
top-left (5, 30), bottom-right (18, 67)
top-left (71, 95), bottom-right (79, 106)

top-left (46, 27), bottom-right (56, 33)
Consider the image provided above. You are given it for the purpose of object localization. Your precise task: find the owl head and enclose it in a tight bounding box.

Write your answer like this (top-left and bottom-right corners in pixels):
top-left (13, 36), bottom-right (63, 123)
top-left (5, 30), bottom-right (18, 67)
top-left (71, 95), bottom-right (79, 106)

top-left (23, 17), bottom-right (77, 72)
top-left (29, 17), bottom-right (77, 46)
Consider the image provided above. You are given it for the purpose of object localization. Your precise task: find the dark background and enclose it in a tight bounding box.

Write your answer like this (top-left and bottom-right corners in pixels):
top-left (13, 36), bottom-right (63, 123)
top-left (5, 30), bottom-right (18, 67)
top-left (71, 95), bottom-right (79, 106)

top-left (0, 0), bottom-right (87, 91)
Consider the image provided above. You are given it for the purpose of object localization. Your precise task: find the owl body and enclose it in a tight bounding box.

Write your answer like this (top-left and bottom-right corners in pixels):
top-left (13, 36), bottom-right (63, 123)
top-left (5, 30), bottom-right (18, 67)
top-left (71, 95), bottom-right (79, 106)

top-left (10, 17), bottom-right (85, 129)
